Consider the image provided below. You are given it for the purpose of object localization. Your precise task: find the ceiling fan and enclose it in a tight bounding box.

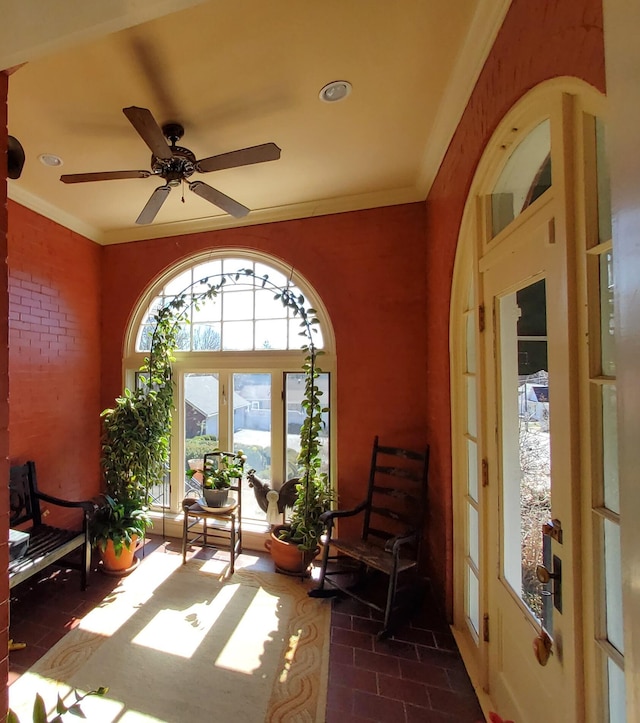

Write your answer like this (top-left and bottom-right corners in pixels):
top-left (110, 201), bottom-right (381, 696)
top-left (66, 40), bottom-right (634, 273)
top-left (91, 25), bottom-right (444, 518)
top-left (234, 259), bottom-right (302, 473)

top-left (60, 106), bottom-right (281, 224)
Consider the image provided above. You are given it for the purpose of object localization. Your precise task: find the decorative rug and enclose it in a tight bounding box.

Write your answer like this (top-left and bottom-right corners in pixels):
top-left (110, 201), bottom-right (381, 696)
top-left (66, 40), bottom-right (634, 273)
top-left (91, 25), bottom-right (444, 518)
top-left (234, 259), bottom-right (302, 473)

top-left (9, 552), bottom-right (331, 722)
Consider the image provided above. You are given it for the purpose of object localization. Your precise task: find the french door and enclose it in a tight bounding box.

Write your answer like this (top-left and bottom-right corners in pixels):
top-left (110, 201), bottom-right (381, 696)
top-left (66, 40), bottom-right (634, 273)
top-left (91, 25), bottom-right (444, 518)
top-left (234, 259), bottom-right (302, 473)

top-left (482, 203), bottom-right (580, 722)
top-left (452, 84), bottom-right (625, 722)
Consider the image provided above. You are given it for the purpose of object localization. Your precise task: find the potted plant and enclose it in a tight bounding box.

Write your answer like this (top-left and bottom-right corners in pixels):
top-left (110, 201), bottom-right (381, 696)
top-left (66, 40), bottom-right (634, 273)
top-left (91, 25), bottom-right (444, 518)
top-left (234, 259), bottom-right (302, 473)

top-left (187, 450), bottom-right (246, 507)
top-left (90, 495), bottom-right (151, 572)
top-left (265, 336), bottom-right (333, 575)
top-left (95, 304), bottom-right (177, 572)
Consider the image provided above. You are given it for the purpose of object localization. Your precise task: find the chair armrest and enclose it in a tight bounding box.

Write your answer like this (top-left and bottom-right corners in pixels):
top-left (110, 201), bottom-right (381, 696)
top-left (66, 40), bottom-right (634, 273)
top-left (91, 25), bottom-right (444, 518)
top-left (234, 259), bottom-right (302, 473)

top-left (320, 500), bottom-right (367, 524)
top-left (384, 529), bottom-right (419, 554)
top-left (36, 491), bottom-right (99, 516)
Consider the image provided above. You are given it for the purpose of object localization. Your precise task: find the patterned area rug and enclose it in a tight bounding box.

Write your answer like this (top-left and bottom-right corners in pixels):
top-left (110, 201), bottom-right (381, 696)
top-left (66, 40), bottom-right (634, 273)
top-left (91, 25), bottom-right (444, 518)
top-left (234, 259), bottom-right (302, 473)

top-left (9, 553), bottom-right (331, 722)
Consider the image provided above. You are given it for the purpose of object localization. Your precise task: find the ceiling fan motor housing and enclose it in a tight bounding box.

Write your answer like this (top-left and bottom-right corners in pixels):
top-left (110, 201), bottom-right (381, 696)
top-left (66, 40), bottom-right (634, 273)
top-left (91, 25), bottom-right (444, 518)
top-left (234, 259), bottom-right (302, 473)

top-left (151, 146), bottom-right (197, 184)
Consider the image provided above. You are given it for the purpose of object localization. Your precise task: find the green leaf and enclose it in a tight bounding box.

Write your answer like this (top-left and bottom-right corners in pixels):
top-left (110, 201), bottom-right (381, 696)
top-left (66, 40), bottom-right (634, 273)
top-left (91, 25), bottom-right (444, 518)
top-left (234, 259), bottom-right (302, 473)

top-left (56, 694), bottom-right (68, 713)
top-left (67, 704), bottom-right (86, 718)
top-left (32, 694), bottom-right (47, 723)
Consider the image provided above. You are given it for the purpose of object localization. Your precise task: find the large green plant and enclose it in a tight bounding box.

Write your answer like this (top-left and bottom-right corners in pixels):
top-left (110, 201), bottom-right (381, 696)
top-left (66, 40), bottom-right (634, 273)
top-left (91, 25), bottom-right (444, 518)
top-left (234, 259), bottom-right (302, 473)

top-left (97, 305), bottom-right (178, 548)
top-left (280, 343), bottom-right (332, 551)
top-left (101, 304), bottom-right (178, 506)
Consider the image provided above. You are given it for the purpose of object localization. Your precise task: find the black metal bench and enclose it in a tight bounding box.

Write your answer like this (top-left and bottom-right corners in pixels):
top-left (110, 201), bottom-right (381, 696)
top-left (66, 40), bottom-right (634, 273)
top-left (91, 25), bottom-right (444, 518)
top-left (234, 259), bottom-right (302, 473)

top-left (9, 461), bottom-right (97, 590)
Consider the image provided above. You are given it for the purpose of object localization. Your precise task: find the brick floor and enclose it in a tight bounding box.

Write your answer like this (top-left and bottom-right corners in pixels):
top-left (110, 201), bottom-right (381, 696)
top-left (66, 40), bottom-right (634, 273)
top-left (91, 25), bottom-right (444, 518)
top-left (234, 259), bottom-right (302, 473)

top-left (8, 536), bottom-right (485, 721)
top-left (324, 590), bottom-right (484, 723)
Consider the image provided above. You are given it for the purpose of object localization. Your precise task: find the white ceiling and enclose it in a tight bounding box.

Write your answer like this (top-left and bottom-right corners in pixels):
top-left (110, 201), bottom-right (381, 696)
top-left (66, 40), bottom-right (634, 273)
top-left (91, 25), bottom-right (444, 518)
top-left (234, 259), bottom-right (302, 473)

top-left (4, 0), bottom-right (509, 245)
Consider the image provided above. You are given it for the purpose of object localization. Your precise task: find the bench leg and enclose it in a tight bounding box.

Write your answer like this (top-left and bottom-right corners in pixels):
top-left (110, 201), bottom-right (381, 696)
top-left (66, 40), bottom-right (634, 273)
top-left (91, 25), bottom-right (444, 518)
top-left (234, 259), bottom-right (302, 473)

top-left (82, 541), bottom-right (91, 590)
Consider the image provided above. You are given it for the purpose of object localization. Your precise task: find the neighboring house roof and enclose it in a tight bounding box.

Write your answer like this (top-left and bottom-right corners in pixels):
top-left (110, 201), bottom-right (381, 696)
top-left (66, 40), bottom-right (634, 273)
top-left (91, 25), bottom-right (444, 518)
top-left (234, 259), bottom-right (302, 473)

top-left (184, 375), bottom-right (250, 416)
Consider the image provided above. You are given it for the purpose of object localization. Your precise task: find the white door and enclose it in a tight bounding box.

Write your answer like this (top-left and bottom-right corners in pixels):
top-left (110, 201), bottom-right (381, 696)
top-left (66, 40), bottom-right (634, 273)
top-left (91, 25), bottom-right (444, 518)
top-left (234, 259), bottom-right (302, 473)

top-left (482, 205), bottom-right (580, 722)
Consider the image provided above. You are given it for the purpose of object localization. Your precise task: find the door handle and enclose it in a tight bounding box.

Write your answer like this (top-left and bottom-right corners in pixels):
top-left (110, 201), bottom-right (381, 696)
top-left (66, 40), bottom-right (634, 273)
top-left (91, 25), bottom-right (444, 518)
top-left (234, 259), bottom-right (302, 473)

top-left (536, 564), bottom-right (559, 584)
top-left (536, 555), bottom-right (562, 613)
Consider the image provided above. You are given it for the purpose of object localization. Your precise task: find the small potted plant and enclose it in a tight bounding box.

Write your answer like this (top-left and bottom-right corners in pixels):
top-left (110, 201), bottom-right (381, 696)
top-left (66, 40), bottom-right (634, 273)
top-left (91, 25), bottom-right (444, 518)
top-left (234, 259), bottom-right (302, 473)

top-left (187, 450), bottom-right (246, 507)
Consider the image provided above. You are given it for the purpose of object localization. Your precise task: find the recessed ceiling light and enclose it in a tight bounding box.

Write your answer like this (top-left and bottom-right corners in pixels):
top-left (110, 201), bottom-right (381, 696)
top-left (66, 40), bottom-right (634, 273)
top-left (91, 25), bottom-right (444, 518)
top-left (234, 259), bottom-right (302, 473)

top-left (319, 80), bottom-right (352, 103)
top-left (39, 153), bottom-right (63, 167)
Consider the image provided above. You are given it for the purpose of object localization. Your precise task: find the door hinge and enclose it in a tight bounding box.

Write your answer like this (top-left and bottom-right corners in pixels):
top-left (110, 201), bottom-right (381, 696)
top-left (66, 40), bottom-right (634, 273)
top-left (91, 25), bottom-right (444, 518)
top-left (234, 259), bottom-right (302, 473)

top-left (482, 458), bottom-right (489, 487)
top-left (483, 613), bottom-right (490, 643)
top-left (478, 304), bottom-right (485, 333)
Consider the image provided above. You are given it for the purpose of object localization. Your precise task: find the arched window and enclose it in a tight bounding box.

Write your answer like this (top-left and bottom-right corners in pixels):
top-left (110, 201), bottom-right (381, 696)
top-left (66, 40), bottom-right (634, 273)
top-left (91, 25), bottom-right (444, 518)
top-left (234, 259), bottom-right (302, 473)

top-left (125, 250), bottom-right (335, 528)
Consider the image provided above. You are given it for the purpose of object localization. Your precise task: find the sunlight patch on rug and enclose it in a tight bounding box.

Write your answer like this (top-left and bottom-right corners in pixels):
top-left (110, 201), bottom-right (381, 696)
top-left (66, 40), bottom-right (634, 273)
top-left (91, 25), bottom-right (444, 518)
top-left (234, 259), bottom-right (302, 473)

top-left (10, 554), bottom-right (331, 723)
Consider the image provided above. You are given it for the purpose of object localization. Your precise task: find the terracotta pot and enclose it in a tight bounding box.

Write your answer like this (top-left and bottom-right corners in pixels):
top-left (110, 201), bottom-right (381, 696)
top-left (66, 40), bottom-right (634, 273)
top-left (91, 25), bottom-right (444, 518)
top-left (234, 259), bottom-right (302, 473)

top-left (265, 525), bottom-right (319, 575)
top-left (99, 534), bottom-right (139, 573)
top-left (188, 459), bottom-right (204, 484)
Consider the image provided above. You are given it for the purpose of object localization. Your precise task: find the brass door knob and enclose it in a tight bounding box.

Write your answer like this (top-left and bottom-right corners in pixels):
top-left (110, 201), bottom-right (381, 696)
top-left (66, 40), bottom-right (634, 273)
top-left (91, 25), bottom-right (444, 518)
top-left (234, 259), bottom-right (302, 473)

top-left (536, 564), bottom-right (559, 584)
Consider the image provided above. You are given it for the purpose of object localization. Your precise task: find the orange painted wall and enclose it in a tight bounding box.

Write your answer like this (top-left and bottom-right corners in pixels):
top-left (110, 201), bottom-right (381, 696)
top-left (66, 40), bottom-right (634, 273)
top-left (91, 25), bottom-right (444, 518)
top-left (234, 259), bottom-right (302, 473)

top-left (8, 201), bottom-right (103, 527)
top-left (423, 0), bottom-right (606, 613)
top-left (101, 204), bottom-right (430, 524)
top-left (1, 69), bottom-right (10, 719)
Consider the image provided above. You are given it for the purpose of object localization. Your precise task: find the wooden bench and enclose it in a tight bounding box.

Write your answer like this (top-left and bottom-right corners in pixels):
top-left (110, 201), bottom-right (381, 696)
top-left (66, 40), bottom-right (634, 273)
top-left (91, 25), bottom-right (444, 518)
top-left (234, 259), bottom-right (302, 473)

top-left (9, 461), bottom-right (97, 590)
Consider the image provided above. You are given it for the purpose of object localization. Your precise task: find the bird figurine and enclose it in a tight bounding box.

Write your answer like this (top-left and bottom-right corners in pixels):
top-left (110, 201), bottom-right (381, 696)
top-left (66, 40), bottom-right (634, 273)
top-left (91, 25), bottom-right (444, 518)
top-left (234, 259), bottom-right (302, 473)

top-left (247, 469), bottom-right (300, 524)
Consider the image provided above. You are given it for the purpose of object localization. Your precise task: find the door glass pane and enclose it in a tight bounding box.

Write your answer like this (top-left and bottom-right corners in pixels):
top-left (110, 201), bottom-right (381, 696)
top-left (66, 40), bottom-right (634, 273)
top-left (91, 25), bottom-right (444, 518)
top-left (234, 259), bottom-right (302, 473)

top-left (467, 566), bottom-right (480, 635)
top-left (607, 658), bottom-right (626, 723)
top-left (596, 118), bottom-right (613, 244)
top-left (468, 504), bottom-right (479, 567)
top-left (604, 518), bottom-right (624, 654)
top-left (500, 280), bottom-right (551, 624)
top-left (184, 373), bottom-right (220, 498)
top-left (491, 119), bottom-right (552, 236)
top-left (467, 439), bottom-right (479, 502)
top-left (600, 251), bottom-right (616, 375)
top-left (466, 376), bottom-right (477, 438)
top-left (466, 313), bottom-right (476, 373)
top-left (232, 373), bottom-right (272, 521)
top-left (602, 385), bottom-right (619, 514)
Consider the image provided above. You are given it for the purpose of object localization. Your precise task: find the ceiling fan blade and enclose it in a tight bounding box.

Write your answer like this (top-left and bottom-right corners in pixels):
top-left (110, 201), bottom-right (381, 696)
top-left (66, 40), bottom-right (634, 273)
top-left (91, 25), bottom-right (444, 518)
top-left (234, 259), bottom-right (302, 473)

top-left (60, 170), bottom-right (151, 184)
top-left (195, 143), bottom-right (281, 174)
top-left (123, 106), bottom-right (173, 160)
top-left (189, 181), bottom-right (250, 218)
top-left (136, 185), bottom-right (171, 225)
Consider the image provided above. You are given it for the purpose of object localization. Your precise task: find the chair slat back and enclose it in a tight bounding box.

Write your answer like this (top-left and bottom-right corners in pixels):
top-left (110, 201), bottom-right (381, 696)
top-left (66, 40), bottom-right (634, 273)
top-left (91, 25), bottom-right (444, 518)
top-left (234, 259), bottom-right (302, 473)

top-left (10, 461), bottom-right (42, 527)
top-left (362, 436), bottom-right (429, 554)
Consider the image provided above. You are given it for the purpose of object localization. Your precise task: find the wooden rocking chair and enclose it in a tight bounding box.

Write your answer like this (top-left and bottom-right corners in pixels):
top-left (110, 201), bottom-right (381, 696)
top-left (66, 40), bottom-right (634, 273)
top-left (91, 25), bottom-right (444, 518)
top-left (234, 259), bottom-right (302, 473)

top-left (309, 436), bottom-right (429, 638)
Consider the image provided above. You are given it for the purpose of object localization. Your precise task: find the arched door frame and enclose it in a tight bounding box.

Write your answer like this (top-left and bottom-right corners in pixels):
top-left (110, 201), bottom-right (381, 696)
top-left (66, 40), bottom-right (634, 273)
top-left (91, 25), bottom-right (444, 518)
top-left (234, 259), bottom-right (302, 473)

top-left (450, 78), bottom-right (613, 720)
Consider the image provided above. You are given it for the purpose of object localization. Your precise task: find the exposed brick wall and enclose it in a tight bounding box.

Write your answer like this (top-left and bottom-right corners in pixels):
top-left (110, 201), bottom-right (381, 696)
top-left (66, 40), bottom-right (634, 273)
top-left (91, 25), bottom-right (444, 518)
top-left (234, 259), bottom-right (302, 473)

top-left (101, 204), bottom-right (430, 528)
top-left (8, 201), bottom-right (103, 528)
top-left (423, 0), bottom-right (606, 614)
top-left (1, 69), bottom-right (10, 722)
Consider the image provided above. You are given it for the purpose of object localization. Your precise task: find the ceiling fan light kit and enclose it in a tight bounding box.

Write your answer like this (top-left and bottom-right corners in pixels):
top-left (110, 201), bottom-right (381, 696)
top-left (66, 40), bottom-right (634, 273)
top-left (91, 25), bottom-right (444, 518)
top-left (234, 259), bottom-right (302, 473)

top-left (59, 106), bottom-right (281, 225)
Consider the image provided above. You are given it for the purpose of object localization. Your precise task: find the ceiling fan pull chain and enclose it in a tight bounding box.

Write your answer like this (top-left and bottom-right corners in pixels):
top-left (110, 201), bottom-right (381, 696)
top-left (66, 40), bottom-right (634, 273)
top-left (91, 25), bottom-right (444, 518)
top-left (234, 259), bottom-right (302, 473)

top-left (181, 179), bottom-right (186, 204)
